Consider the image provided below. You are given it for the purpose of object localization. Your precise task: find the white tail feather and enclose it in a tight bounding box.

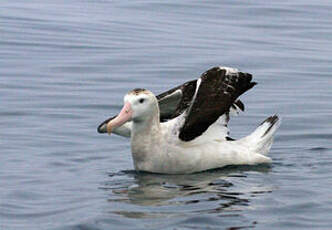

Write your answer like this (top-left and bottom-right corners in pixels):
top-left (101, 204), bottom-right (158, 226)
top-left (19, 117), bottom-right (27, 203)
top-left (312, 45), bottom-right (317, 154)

top-left (241, 115), bottom-right (281, 156)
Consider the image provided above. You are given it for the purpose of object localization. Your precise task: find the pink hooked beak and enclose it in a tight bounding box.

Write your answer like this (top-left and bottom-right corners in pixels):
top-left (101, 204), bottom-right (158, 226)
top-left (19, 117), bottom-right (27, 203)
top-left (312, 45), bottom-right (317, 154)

top-left (106, 102), bottom-right (132, 135)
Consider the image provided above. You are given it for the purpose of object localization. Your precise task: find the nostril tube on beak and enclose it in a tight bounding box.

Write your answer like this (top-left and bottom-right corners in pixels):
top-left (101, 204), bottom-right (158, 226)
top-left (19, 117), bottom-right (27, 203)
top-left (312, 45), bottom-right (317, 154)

top-left (104, 102), bottom-right (132, 135)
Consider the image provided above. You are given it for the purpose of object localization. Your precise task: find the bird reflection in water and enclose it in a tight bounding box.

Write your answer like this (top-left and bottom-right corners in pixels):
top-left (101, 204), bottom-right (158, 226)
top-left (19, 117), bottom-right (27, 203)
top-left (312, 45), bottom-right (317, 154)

top-left (99, 164), bottom-right (273, 222)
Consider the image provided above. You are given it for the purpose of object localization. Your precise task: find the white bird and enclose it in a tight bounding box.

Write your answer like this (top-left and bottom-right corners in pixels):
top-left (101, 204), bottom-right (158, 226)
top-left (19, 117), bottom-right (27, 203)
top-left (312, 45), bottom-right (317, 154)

top-left (98, 66), bottom-right (280, 174)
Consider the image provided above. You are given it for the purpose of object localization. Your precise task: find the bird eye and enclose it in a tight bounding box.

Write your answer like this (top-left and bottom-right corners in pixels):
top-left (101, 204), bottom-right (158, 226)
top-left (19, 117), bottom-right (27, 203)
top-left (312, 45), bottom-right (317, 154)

top-left (139, 98), bottom-right (145, 103)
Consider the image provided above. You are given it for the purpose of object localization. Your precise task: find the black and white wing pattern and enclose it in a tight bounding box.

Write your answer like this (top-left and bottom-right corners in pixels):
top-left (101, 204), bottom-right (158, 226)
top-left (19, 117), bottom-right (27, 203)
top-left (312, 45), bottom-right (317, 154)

top-left (97, 66), bottom-right (250, 136)
top-left (178, 67), bottom-right (256, 142)
top-left (156, 78), bottom-right (245, 122)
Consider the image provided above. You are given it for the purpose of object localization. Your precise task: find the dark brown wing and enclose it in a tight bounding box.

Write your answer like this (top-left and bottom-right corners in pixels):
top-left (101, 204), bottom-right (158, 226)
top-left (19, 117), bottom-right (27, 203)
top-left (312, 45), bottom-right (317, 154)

top-left (157, 80), bottom-right (197, 121)
top-left (178, 67), bottom-right (256, 142)
top-left (97, 69), bottom-right (248, 135)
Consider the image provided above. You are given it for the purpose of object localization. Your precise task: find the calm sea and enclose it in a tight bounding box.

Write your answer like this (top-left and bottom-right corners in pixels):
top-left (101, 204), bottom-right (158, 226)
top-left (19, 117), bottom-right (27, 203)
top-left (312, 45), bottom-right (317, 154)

top-left (1, 1), bottom-right (331, 229)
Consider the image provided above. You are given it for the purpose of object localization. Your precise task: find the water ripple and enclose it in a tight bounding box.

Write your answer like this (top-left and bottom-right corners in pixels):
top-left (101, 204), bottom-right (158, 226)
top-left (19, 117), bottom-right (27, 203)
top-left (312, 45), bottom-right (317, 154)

top-left (1, 0), bottom-right (332, 229)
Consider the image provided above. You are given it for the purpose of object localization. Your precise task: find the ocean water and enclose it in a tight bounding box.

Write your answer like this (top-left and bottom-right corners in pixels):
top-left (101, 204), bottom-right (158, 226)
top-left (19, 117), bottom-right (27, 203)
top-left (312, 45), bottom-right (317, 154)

top-left (1, 0), bottom-right (331, 229)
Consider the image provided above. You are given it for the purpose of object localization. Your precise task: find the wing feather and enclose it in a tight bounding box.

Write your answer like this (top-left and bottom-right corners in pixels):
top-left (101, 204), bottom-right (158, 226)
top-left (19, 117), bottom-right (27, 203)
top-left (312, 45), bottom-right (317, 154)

top-left (97, 67), bottom-right (251, 138)
top-left (178, 67), bottom-right (256, 142)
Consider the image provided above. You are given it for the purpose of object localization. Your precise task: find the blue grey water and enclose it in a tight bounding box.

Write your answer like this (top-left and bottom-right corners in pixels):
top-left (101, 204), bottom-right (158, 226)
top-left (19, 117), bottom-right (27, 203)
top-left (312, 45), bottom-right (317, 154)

top-left (1, 0), bottom-right (331, 229)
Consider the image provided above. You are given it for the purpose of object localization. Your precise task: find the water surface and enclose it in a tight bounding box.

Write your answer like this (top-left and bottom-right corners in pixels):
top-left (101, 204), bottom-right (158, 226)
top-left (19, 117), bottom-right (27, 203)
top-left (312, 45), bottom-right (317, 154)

top-left (1, 1), bottom-right (331, 229)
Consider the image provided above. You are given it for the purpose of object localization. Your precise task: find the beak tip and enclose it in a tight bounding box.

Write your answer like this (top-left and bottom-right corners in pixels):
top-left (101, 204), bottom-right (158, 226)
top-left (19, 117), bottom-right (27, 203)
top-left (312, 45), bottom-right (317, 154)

top-left (97, 123), bottom-right (107, 134)
top-left (106, 123), bottom-right (112, 135)
top-left (97, 115), bottom-right (117, 134)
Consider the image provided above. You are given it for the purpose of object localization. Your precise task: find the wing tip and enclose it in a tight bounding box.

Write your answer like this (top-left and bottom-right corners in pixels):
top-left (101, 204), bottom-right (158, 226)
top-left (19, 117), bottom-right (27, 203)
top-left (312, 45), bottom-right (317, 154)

top-left (234, 100), bottom-right (245, 111)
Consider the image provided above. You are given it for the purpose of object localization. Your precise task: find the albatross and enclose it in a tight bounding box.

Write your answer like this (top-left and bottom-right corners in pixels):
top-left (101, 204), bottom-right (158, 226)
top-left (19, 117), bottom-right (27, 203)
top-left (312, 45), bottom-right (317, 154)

top-left (97, 66), bottom-right (280, 174)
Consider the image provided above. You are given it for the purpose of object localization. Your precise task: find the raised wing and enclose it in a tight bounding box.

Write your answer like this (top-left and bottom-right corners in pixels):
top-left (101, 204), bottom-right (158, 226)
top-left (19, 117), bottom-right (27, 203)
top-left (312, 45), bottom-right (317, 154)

top-left (97, 67), bottom-right (249, 137)
top-left (157, 80), bottom-right (196, 121)
top-left (178, 67), bottom-right (256, 142)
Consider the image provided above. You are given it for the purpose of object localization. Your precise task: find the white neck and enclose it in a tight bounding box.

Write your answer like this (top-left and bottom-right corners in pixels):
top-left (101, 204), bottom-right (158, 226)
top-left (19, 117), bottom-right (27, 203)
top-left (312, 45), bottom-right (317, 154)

top-left (130, 109), bottom-right (161, 166)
